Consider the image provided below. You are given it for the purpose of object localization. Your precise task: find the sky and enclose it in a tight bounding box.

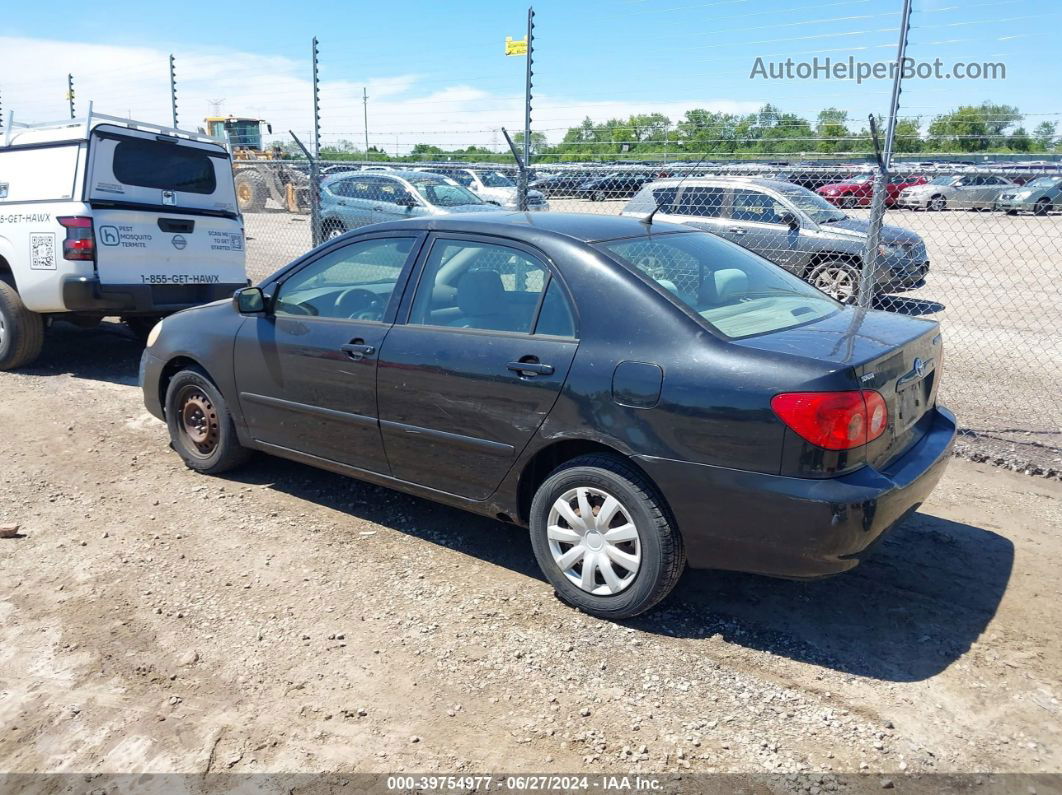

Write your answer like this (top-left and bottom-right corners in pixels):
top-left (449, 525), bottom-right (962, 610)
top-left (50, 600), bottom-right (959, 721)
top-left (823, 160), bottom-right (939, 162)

top-left (1, 0), bottom-right (1057, 154)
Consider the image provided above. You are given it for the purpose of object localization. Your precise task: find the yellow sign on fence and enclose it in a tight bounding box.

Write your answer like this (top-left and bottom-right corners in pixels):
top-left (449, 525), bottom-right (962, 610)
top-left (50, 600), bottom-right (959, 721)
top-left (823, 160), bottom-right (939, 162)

top-left (505, 36), bottom-right (528, 56)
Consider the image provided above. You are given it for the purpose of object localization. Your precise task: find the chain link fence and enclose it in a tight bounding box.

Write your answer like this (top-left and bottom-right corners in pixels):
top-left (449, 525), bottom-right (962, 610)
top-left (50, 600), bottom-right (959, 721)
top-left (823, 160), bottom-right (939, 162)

top-left (239, 159), bottom-right (1062, 465)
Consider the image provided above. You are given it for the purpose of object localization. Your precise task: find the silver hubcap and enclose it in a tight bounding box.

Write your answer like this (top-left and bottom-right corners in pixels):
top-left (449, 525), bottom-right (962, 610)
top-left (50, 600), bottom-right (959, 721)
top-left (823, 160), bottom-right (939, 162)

top-left (0, 311), bottom-right (6, 349)
top-left (815, 266), bottom-right (856, 302)
top-left (547, 487), bottom-right (641, 596)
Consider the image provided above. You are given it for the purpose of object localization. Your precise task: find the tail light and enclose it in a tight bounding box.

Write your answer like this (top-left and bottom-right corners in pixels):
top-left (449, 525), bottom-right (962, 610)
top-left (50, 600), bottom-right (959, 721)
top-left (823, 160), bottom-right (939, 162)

top-left (771, 390), bottom-right (888, 450)
top-left (57, 216), bottom-right (96, 262)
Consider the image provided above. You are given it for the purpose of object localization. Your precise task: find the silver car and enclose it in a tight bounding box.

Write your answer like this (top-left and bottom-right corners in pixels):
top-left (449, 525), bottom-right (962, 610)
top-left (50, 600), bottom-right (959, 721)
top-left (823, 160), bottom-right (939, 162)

top-left (419, 167), bottom-right (550, 211)
top-left (318, 171), bottom-right (503, 238)
top-left (995, 175), bottom-right (1062, 216)
top-left (621, 177), bottom-right (929, 302)
top-left (896, 173), bottom-right (1016, 211)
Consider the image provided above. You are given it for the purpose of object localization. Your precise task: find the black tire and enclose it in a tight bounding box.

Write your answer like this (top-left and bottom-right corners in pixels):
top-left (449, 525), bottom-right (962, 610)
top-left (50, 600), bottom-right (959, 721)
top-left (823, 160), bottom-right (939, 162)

top-left (592, 190), bottom-right (607, 202)
top-left (928, 194), bottom-right (946, 212)
top-left (1034, 198), bottom-right (1051, 217)
top-left (235, 170), bottom-right (269, 213)
top-left (123, 315), bottom-right (163, 342)
top-left (0, 279), bottom-right (45, 371)
top-left (839, 195), bottom-right (858, 209)
top-left (321, 220), bottom-right (346, 240)
top-left (165, 368), bottom-right (251, 474)
top-left (529, 454), bottom-right (685, 620)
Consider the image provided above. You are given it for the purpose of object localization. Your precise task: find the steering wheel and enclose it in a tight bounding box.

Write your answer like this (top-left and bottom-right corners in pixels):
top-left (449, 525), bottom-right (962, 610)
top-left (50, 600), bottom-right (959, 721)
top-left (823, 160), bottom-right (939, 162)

top-left (276, 300), bottom-right (318, 316)
top-left (334, 287), bottom-right (383, 320)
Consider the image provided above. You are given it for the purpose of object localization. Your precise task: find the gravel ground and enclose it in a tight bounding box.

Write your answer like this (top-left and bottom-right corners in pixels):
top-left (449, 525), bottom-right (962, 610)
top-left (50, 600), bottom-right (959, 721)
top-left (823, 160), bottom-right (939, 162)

top-left (1, 323), bottom-right (1060, 779)
top-left (242, 203), bottom-right (1062, 475)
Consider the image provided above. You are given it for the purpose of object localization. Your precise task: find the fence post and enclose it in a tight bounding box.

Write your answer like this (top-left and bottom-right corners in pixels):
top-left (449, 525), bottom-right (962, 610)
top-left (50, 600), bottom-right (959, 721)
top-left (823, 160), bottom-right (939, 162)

top-left (290, 131), bottom-right (321, 248)
top-left (861, 0), bottom-right (913, 308)
top-left (519, 7), bottom-right (535, 211)
top-left (169, 54), bottom-right (178, 129)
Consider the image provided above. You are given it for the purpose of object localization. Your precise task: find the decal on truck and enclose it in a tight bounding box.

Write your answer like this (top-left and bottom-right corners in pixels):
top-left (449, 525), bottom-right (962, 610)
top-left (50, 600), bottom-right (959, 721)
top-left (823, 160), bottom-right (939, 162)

top-left (29, 233), bottom-right (57, 270)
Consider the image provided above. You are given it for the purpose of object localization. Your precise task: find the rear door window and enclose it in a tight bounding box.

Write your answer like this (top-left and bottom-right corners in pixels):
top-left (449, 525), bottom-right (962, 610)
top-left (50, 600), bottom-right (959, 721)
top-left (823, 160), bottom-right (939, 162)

top-left (113, 139), bottom-right (216, 194)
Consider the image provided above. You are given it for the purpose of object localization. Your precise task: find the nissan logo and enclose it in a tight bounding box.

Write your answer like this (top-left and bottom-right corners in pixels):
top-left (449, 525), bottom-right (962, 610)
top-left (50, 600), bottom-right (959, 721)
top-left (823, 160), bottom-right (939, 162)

top-left (171, 235), bottom-right (188, 250)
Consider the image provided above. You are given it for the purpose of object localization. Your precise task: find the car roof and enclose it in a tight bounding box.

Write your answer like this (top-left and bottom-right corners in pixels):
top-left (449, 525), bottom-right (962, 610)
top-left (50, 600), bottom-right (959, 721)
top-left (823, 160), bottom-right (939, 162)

top-left (366, 211), bottom-right (693, 243)
top-left (322, 169), bottom-right (448, 185)
top-left (643, 176), bottom-right (807, 191)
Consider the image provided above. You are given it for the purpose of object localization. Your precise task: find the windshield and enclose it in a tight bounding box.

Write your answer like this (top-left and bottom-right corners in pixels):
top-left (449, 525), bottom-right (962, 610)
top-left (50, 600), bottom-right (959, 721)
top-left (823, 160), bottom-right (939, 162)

top-left (1025, 176), bottom-right (1061, 189)
top-left (597, 231), bottom-right (838, 339)
top-left (479, 171), bottom-right (515, 187)
top-left (224, 121), bottom-right (262, 149)
top-left (777, 185), bottom-right (847, 223)
top-left (411, 179), bottom-right (483, 207)
top-left (930, 175), bottom-right (959, 185)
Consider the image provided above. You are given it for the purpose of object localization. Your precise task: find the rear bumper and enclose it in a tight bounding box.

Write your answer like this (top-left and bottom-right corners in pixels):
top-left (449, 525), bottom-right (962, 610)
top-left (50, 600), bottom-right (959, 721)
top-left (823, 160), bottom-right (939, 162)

top-left (62, 277), bottom-right (246, 315)
top-left (635, 406), bottom-right (957, 578)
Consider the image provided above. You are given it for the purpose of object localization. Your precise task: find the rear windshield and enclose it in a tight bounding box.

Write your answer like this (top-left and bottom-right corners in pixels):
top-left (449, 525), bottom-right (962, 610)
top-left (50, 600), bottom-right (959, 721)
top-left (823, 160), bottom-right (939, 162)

top-left (597, 231), bottom-right (839, 339)
top-left (112, 139), bottom-right (217, 194)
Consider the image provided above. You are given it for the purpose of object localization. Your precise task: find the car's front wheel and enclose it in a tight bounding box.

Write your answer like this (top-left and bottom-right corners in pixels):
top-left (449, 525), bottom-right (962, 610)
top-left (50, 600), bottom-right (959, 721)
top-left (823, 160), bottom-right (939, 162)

top-left (928, 194), bottom-right (947, 212)
top-left (165, 368), bottom-right (251, 474)
top-left (1034, 197), bottom-right (1051, 217)
top-left (529, 454), bottom-right (685, 620)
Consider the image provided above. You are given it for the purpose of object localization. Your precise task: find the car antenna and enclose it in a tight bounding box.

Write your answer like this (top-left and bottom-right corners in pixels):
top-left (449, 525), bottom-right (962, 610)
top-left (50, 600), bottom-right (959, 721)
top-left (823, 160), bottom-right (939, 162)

top-left (642, 148), bottom-right (712, 227)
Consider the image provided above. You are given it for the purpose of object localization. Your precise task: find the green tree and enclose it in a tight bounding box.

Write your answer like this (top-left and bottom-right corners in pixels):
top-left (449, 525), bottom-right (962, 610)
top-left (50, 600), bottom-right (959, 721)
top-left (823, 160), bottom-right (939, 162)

top-left (1033, 121), bottom-right (1057, 151)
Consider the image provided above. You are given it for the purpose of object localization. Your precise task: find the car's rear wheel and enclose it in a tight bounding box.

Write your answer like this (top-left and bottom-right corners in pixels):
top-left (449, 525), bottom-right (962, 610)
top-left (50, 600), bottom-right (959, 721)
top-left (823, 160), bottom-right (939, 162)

top-left (0, 279), bottom-right (45, 371)
top-left (529, 454), bottom-right (685, 620)
top-left (808, 260), bottom-right (860, 304)
top-left (592, 190), bottom-right (606, 202)
top-left (928, 195), bottom-right (946, 212)
top-left (322, 220), bottom-right (346, 240)
top-left (1034, 198), bottom-right (1051, 217)
top-left (165, 368), bottom-right (251, 474)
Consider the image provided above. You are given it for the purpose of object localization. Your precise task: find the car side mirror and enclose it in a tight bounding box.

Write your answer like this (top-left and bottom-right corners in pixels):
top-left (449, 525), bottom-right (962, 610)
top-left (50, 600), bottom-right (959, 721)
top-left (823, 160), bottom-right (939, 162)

top-left (234, 286), bottom-right (267, 314)
top-left (780, 211), bottom-right (799, 230)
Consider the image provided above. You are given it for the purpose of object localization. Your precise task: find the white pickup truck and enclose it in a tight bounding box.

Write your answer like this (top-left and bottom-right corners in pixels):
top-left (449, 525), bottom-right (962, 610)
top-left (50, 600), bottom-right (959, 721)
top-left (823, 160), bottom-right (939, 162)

top-left (0, 108), bottom-right (248, 369)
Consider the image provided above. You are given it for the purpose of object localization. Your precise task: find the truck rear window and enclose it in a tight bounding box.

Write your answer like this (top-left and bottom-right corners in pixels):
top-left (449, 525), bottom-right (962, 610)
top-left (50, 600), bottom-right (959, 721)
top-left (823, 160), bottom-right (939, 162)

top-left (112, 139), bottom-right (217, 195)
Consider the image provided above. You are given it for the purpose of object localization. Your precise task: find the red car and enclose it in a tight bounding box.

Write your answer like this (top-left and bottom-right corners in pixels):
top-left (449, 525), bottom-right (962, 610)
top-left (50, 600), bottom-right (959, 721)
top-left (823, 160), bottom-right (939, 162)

top-left (817, 174), bottom-right (927, 208)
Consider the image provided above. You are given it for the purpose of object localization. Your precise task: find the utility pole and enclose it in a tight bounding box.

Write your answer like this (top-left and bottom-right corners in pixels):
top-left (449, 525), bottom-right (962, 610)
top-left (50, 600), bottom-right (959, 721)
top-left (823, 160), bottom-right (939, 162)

top-left (209, 99), bottom-right (225, 116)
top-left (311, 37), bottom-right (321, 158)
top-left (860, 0), bottom-right (913, 308)
top-left (169, 54), bottom-right (178, 129)
top-left (363, 87), bottom-right (369, 158)
top-left (67, 74), bottom-right (75, 119)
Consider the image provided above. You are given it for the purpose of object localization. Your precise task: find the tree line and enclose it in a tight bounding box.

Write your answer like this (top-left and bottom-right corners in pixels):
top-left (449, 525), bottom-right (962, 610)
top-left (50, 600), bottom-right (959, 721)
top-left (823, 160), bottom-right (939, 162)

top-left (312, 102), bottom-right (1059, 163)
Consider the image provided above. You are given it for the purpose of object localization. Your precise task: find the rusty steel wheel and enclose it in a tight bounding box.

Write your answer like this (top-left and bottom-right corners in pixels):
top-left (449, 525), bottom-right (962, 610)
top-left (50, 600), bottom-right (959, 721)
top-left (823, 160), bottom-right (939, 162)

top-left (177, 386), bottom-right (220, 457)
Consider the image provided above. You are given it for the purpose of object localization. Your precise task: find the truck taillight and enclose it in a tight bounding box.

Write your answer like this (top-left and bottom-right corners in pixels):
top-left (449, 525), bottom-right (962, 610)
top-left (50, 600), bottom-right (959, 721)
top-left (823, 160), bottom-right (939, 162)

top-left (57, 216), bottom-right (96, 262)
top-left (771, 390), bottom-right (888, 450)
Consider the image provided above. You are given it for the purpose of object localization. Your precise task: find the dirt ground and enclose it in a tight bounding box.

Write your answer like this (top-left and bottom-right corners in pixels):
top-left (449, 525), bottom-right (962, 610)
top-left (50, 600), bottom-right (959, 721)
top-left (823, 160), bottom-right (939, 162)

top-left (1, 323), bottom-right (1060, 782)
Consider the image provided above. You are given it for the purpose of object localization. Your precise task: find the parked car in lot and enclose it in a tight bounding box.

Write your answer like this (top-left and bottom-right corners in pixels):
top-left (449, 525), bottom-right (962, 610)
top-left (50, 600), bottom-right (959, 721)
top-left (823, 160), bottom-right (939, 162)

top-left (622, 177), bottom-right (930, 302)
top-left (896, 174), bottom-right (1016, 211)
top-left (995, 175), bottom-right (1062, 216)
top-left (0, 110), bottom-right (247, 370)
top-left (418, 167), bottom-right (549, 211)
top-left (529, 171), bottom-right (596, 198)
top-left (317, 171), bottom-right (503, 238)
top-left (141, 212), bottom-right (955, 619)
top-left (577, 172), bottom-right (662, 202)
top-left (817, 173), bottom-right (927, 208)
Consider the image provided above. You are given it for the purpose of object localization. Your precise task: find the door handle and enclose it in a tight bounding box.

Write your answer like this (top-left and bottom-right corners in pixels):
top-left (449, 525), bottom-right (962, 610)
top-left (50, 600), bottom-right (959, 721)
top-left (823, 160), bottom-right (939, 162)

top-left (341, 341), bottom-right (376, 360)
top-left (508, 361), bottom-right (554, 377)
top-left (728, 227), bottom-right (746, 235)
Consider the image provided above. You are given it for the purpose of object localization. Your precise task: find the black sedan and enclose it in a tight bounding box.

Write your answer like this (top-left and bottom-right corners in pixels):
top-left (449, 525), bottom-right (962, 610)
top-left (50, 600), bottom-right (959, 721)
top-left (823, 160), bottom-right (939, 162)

top-left (140, 213), bottom-right (955, 619)
top-left (530, 171), bottom-right (596, 198)
top-left (576, 172), bottom-right (663, 201)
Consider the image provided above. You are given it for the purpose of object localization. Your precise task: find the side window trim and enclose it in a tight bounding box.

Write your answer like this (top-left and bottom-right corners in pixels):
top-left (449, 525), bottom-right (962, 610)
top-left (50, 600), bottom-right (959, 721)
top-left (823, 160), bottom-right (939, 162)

top-left (269, 232), bottom-right (426, 326)
top-left (396, 232), bottom-right (578, 338)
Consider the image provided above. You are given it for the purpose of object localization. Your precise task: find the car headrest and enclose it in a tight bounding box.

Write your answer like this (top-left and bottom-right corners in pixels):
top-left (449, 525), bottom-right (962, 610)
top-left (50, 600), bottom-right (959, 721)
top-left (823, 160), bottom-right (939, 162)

top-left (699, 268), bottom-right (748, 305)
top-left (456, 269), bottom-right (506, 316)
top-left (714, 269), bottom-right (748, 303)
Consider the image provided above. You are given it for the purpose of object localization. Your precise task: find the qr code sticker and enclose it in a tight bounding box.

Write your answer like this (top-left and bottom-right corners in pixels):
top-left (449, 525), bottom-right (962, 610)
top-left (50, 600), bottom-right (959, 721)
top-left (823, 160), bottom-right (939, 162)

top-left (30, 233), bottom-right (57, 270)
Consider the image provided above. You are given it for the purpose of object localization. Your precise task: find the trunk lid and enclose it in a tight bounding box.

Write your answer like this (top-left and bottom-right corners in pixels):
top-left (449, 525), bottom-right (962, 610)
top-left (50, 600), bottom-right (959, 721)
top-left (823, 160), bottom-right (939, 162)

top-left (736, 307), bottom-right (943, 469)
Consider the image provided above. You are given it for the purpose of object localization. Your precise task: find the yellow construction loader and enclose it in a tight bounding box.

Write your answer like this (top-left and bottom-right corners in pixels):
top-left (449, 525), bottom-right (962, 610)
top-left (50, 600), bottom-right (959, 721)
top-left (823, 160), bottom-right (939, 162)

top-left (204, 116), bottom-right (310, 213)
